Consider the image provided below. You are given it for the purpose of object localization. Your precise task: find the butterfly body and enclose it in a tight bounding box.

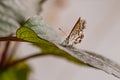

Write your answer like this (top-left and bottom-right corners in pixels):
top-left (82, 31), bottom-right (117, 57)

top-left (62, 17), bottom-right (86, 47)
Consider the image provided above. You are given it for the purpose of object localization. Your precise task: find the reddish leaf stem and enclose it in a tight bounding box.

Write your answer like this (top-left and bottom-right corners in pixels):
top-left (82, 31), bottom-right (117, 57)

top-left (5, 53), bottom-right (50, 69)
top-left (0, 41), bottom-right (10, 67)
top-left (6, 42), bottom-right (19, 65)
top-left (0, 37), bottom-right (25, 41)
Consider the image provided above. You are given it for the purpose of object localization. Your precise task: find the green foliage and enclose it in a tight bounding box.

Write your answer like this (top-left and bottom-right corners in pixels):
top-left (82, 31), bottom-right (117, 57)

top-left (0, 62), bottom-right (30, 80)
top-left (16, 23), bottom-right (88, 66)
top-left (16, 27), bottom-right (58, 53)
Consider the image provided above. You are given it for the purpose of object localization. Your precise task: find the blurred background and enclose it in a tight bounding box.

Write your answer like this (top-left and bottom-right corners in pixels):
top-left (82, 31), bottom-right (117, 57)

top-left (1, 0), bottom-right (120, 80)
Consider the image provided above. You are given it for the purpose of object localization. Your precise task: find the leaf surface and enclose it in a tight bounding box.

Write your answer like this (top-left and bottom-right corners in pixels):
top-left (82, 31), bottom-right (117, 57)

top-left (16, 16), bottom-right (120, 79)
top-left (0, 0), bottom-right (45, 37)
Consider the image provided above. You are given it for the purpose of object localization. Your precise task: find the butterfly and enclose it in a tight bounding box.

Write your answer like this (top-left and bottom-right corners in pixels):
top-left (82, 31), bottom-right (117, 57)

top-left (61, 17), bottom-right (86, 46)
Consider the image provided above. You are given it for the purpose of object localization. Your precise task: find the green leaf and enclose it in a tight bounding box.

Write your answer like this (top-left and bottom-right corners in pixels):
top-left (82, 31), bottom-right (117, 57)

top-left (16, 17), bottom-right (88, 65)
top-left (16, 16), bottom-right (120, 79)
top-left (0, 62), bottom-right (30, 80)
top-left (16, 26), bottom-right (86, 65)
top-left (16, 26), bottom-right (59, 53)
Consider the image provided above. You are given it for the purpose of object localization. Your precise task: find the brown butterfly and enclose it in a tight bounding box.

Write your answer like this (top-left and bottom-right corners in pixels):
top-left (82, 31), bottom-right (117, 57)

top-left (62, 17), bottom-right (86, 46)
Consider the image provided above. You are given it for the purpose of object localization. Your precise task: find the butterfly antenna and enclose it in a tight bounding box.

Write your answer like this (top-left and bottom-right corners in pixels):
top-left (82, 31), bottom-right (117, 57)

top-left (59, 28), bottom-right (67, 36)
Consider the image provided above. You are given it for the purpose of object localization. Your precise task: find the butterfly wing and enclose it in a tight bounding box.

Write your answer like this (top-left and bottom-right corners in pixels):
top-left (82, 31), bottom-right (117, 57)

top-left (62, 17), bottom-right (85, 46)
top-left (67, 17), bottom-right (85, 41)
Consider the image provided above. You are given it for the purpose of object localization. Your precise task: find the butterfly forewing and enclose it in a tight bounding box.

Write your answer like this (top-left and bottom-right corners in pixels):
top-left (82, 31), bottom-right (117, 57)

top-left (62, 17), bottom-right (86, 46)
top-left (67, 17), bottom-right (81, 40)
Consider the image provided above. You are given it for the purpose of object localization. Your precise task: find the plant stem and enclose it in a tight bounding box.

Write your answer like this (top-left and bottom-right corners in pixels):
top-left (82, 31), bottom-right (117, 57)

top-left (6, 42), bottom-right (19, 65)
top-left (0, 41), bottom-right (10, 67)
top-left (5, 53), bottom-right (50, 69)
top-left (0, 37), bottom-right (25, 41)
